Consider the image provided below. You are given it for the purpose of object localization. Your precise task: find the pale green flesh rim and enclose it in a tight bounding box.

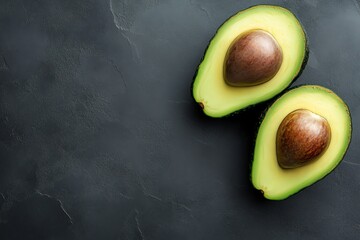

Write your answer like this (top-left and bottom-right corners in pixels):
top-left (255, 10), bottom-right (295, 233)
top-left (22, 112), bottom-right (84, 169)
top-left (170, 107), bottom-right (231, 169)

top-left (192, 5), bottom-right (307, 117)
top-left (251, 85), bottom-right (352, 200)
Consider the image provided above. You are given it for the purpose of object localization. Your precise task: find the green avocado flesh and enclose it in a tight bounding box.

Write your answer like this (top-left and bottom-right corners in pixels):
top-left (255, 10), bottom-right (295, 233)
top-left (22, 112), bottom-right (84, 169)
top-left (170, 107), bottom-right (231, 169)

top-left (251, 85), bottom-right (352, 200)
top-left (192, 5), bottom-right (307, 118)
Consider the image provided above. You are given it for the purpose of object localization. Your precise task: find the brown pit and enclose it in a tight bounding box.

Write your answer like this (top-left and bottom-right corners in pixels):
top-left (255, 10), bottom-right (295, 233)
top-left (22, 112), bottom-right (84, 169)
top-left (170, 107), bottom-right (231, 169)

top-left (224, 30), bottom-right (283, 87)
top-left (276, 109), bottom-right (331, 169)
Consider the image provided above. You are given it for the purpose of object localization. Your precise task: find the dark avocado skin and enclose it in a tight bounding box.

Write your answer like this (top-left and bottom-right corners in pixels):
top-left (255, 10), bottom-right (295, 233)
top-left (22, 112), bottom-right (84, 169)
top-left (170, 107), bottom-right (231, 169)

top-left (250, 85), bottom-right (352, 200)
top-left (191, 5), bottom-right (309, 118)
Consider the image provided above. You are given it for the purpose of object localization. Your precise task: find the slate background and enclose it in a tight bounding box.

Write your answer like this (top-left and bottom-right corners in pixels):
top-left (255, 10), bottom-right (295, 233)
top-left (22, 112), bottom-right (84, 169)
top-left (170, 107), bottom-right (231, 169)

top-left (0, 0), bottom-right (359, 239)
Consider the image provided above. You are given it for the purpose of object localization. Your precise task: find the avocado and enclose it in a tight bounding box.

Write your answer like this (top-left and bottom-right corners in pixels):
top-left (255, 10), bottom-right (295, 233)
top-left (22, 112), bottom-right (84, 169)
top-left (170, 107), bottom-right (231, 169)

top-left (251, 85), bottom-right (352, 200)
top-left (192, 5), bottom-right (307, 118)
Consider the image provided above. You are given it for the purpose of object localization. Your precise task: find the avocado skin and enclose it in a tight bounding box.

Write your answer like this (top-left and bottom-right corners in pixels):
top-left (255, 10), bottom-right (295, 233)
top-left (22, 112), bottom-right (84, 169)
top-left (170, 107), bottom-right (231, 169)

top-left (250, 85), bottom-right (352, 200)
top-left (191, 5), bottom-right (309, 118)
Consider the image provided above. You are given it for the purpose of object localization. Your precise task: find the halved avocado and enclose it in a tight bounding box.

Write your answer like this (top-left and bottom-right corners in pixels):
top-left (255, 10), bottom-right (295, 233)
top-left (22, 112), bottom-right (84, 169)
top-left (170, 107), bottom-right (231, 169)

top-left (251, 85), bottom-right (352, 200)
top-left (192, 5), bottom-right (307, 118)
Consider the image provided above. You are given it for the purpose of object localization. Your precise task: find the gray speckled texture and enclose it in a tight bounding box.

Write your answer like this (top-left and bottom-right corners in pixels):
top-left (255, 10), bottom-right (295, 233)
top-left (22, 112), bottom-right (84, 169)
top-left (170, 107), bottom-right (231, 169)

top-left (0, 0), bottom-right (359, 239)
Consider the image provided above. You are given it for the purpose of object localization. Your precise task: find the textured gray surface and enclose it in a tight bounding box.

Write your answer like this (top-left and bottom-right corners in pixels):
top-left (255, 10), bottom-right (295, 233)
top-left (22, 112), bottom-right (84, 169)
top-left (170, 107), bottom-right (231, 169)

top-left (0, 0), bottom-right (359, 239)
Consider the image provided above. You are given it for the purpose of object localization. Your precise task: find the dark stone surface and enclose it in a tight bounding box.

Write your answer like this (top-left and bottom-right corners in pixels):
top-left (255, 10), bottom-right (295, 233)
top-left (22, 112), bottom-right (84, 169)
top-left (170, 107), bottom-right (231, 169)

top-left (0, 192), bottom-right (72, 240)
top-left (0, 0), bottom-right (359, 239)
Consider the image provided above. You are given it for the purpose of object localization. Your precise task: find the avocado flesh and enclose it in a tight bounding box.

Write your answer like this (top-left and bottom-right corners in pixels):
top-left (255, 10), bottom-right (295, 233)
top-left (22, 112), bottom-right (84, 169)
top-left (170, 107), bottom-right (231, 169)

top-left (251, 85), bottom-right (352, 200)
top-left (192, 5), bottom-right (307, 118)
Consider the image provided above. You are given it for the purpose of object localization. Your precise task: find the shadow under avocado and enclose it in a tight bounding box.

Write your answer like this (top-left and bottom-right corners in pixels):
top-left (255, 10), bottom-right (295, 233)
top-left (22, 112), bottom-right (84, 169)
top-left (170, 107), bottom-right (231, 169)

top-left (228, 102), bottom-right (275, 205)
top-left (190, 94), bottom-right (277, 205)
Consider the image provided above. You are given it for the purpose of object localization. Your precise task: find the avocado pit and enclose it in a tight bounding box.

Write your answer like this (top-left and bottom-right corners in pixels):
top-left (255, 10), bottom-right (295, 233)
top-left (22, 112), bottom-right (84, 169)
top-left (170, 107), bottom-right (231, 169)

top-left (224, 30), bottom-right (283, 87)
top-left (276, 109), bottom-right (331, 169)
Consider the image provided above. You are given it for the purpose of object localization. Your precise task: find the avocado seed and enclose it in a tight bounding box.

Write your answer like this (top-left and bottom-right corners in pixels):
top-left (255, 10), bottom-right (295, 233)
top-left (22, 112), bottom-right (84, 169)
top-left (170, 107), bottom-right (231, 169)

top-left (276, 109), bottom-right (331, 169)
top-left (224, 30), bottom-right (283, 87)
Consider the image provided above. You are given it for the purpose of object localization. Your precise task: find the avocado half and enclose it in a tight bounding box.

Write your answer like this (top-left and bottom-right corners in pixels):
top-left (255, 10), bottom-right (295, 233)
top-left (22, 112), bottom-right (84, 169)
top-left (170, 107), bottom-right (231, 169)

top-left (251, 85), bottom-right (352, 200)
top-left (192, 5), bottom-right (307, 118)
